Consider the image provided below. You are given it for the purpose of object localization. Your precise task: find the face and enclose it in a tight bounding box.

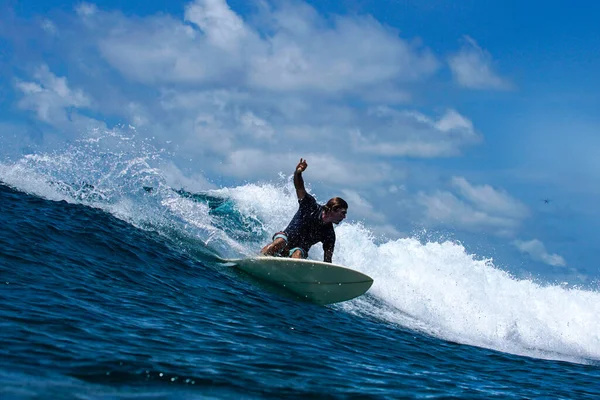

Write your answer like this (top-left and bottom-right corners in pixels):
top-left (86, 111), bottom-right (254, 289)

top-left (330, 208), bottom-right (347, 224)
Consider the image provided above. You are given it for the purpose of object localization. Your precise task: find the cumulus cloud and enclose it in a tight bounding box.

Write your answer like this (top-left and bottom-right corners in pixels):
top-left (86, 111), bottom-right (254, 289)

top-left (184, 0), bottom-right (247, 51)
top-left (217, 150), bottom-right (395, 189)
top-left (239, 112), bottom-right (275, 139)
top-left (340, 189), bottom-right (403, 238)
top-left (340, 189), bottom-right (384, 222)
top-left (15, 65), bottom-right (91, 126)
top-left (448, 36), bottom-right (513, 90)
top-left (248, 4), bottom-right (439, 93)
top-left (418, 176), bottom-right (528, 235)
top-left (351, 108), bottom-right (480, 157)
top-left (514, 239), bottom-right (567, 267)
top-left (5, 1), bottom-right (482, 207)
top-left (85, 0), bottom-right (438, 93)
top-left (450, 176), bottom-right (528, 218)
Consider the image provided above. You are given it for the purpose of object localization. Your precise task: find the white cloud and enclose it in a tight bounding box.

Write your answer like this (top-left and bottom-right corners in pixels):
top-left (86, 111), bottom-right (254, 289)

top-left (448, 36), bottom-right (513, 90)
top-left (8, 1), bottom-right (460, 185)
top-left (217, 149), bottom-right (292, 178)
top-left (239, 112), bottom-right (274, 139)
top-left (296, 154), bottom-right (395, 188)
top-left (15, 65), bottom-right (91, 126)
top-left (418, 177), bottom-right (528, 235)
top-left (451, 176), bottom-right (528, 219)
top-left (216, 150), bottom-right (396, 189)
top-left (184, 0), bottom-right (247, 51)
top-left (8, 1), bottom-right (485, 210)
top-left (350, 108), bottom-right (480, 157)
top-left (436, 109), bottom-right (474, 132)
top-left (340, 189), bottom-right (384, 222)
top-left (247, 6), bottom-right (439, 92)
top-left (514, 239), bottom-right (567, 267)
top-left (98, 18), bottom-right (226, 85)
top-left (336, 189), bottom-right (404, 239)
top-left (85, 0), bottom-right (437, 93)
top-left (151, 83), bottom-right (482, 176)
top-left (157, 89), bottom-right (284, 157)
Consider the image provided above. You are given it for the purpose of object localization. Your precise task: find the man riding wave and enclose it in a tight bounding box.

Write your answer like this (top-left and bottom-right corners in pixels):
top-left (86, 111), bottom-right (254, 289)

top-left (260, 158), bottom-right (348, 263)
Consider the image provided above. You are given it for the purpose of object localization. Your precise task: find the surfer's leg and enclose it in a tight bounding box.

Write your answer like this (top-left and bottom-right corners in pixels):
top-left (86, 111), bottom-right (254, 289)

top-left (260, 233), bottom-right (288, 256)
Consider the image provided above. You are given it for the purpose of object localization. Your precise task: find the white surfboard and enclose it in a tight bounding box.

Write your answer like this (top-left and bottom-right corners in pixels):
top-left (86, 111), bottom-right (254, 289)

top-left (226, 257), bottom-right (373, 305)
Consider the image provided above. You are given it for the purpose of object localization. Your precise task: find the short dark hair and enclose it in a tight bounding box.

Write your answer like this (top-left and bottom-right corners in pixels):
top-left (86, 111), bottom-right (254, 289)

top-left (324, 197), bottom-right (348, 213)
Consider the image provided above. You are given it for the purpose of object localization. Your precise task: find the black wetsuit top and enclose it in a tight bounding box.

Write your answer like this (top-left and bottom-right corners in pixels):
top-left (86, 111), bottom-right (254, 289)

top-left (283, 193), bottom-right (335, 254)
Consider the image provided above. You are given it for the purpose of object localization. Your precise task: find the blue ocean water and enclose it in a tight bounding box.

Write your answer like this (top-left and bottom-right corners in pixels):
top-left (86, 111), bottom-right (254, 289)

top-left (1, 133), bottom-right (599, 399)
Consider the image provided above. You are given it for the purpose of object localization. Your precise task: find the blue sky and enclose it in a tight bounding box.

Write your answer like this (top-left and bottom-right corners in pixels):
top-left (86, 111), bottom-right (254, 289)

top-left (1, 0), bottom-right (599, 284)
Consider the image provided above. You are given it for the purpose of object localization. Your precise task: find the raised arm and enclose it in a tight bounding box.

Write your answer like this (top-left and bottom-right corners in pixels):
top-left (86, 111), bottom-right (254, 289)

top-left (294, 158), bottom-right (308, 201)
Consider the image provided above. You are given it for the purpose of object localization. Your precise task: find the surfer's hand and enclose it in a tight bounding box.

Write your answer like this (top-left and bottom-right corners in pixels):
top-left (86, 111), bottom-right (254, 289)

top-left (296, 158), bottom-right (308, 174)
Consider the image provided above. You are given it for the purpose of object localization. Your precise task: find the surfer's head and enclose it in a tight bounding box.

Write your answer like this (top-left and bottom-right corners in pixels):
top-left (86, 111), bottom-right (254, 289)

top-left (323, 197), bottom-right (348, 224)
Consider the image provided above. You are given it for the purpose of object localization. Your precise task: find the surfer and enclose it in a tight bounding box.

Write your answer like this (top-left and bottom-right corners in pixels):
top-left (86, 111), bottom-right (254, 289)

top-left (260, 158), bottom-right (348, 263)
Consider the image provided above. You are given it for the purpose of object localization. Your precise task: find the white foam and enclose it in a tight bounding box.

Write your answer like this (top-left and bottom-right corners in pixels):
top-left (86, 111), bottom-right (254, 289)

top-left (228, 182), bottom-right (600, 363)
top-left (211, 181), bottom-right (298, 236)
top-left (0, 160), bottom-right (70, 202)
top-left (334, 225), bottom-right (600, 363)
